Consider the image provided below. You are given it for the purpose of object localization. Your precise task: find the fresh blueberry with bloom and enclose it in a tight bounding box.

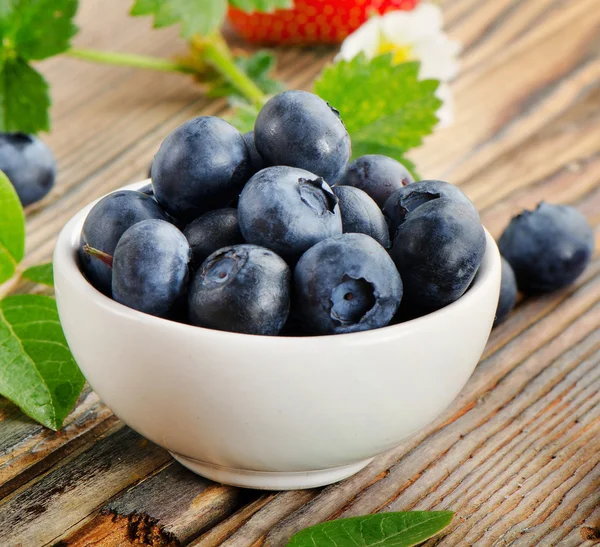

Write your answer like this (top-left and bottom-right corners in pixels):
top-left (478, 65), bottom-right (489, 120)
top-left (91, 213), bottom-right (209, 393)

top-left (138, 183), bottom-right (154, 196)
top-left (184, 208), bottom-right (244, 270)
top-left (151, 116), bottom-right (251, 220)
top-left (332, 185), bottom-right (391, 248)
top-left (337, 154), bottom-right (414, 208)
top-left (238, 166), bottom-right (343, 260)
top-left (295, 233), bottom-right (403, 335)
top-left (494, 257), bottom-right (517, 327)
top-left (498, 203), bottom-right (594, 293)
top-left (383, 179), bottom-right (475, 238)
top-left (390, 198), bottom-right (485, 311)
top-left (112, 220), bottom-right (191, 318)
top-left (243, 131), bottom-right (266, 175)
top-left (254, 90), bottom-right (352, 184)
top-left (188, 245), bottom-right (291, 335)
top-left (79, 190), bottom-right (169, 295)
top-left (337, 2), bottom-right (460, 127)
top-left (0, 133), bottom-right (57, 206)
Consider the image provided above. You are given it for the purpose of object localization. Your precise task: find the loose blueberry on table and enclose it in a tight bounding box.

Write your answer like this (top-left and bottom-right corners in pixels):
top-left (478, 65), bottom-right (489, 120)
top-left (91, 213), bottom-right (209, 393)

top-left (499, 202), bottom-right (594, 293)
top-left (0, 132), bottom-right (57, 206)
top-left (78, 90), bottom-right (593, 336)
top-left (494, 257), bottom-right (517, 327)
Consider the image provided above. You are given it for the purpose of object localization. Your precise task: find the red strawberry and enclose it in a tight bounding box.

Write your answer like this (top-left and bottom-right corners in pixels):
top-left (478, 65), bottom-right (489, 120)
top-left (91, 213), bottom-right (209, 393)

top-left (228, 0), bottom-right (419, 45)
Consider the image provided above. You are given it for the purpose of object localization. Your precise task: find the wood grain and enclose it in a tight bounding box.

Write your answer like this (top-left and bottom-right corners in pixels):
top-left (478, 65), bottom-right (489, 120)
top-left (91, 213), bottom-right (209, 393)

top-left (0, 0), bottom-right (599, 545)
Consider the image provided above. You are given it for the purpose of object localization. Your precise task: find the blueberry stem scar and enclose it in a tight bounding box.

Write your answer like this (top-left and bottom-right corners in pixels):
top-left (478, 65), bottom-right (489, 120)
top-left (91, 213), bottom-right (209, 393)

top-left (82, 244), bottom-right (113, 268)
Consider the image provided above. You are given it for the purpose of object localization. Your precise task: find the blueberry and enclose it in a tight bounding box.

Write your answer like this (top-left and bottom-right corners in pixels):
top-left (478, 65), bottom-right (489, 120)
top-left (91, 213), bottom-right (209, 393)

top-left (79, 190), bottom-right (168, 295)
top-left (112, 220), bottom-right (190, 318)
top-left (188, 244), bottom-right (291, 335)
top-left (494, 257), bottom-right (517, 327)
top-left (151, 116), bottom-right (251, 220)
top-left (294, 233), bottom-right (402, 334)
top-left (243, 131), bottom-right (266, 175)
top-left (183, 208), bottom-right (244, 270)
top-left (238, 166), bottom-right (342, 260)
top-left (390, 199), bottom-right (486, 311)
top-left (0, 133), bottom-right (57, 206)
top-left (336, 155), bottom-right (413, 208)
top-left (383, 180), bottom-right (475, 239)
top-left (139, 183), bottom-right (154, 196)
top-left (498, 203), bottom-right (594, 293)
top-left (332, 185), bottom-right (390, 248)
top-left (254, 90), bottom-right (351, 184)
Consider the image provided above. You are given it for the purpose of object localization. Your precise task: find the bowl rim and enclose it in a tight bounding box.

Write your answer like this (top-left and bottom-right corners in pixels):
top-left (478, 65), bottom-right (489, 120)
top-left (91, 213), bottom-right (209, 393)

top-left (54, 180), bottom-right (501, 345)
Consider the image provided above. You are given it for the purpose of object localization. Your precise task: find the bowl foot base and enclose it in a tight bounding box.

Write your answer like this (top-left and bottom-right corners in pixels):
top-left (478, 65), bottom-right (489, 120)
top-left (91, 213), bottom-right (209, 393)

top-left (169, 452), bottom-right (374, 490)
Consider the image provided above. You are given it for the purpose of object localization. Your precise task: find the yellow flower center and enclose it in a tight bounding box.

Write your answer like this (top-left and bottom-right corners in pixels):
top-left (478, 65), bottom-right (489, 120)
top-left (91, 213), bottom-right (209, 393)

top-left (378, 38), bottom-right (413, 65)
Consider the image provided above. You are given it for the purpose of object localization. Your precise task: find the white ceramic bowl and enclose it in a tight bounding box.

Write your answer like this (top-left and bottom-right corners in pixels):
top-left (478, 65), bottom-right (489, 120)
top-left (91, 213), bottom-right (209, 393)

top-left (54, 181), bottom-right (501, 490)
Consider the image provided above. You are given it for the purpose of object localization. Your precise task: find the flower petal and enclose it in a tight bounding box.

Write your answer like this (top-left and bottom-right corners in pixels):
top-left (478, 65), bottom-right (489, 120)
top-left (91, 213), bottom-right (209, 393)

top-left (435, 83), bottom-right (454, 127)
top-left (337, 17), bottom-right (383, 62)
top-left (412, 34), bottom-right (460, 81)
top-left (380, 3), bottom-right (444, 43)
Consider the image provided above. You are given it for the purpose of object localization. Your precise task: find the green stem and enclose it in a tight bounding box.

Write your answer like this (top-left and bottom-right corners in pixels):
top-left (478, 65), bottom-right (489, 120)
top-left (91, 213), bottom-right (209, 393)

top-left (66, 48), bottom-right (195, 74)
top-left (200, 36), bottom-right (266, 107)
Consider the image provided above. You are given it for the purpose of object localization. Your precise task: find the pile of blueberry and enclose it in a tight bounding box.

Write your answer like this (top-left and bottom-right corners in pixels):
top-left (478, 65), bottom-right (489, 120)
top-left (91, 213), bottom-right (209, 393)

top-left (77, 90), bottom-right (594, 336)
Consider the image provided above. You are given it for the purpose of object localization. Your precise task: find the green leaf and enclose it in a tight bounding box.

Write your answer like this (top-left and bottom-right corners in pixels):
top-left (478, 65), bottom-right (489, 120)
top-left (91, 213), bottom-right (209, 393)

top-left (0, 170), bottom-right (25, 284)
top-left (287, 511), bottom-right (454, 547)
top-left (314, 55), bottom-right (442, 162)
top-left (131, 0), bottom-right (228, 38)
top-left (0, 0), bottom-right (73, 133)
top-left (208, 50), bottom-right (284, 100)
top-left (228, 0), bottom-right (293, 12)
top-left (0, 1), bottom-right (16, 20)
top-left (130, 0), bottom-right (293, 38)
top-left (0, 295), bottom-right (84, 430)
top-left (7, 0), bottom-right (78, 61)
top-left (22, 263), bottom-right (54, 287)
top-left (228, 100), bottom-right (259, 133)
top-left (0, 58), bottom-right (51, 133)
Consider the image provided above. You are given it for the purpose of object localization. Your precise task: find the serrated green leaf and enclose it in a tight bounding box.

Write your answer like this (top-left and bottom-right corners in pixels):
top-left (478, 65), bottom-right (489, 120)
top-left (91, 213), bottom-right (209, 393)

top-left (130, 0), bottom-right (293, 38)
top-left (0, 58), bottom-right (50, 133)
top-left (131, 0), bottom-right (228, 38)
top-left (228, 0), bottom-right (292, 12)
top-left (0, 295), bottom-right (84, 430)
top-left (287, 511), bottom-right (454, 547)
top-left (314, 55), bottom-right (442, 163)
top-left (9, 0), bottom-right (78, 61)
top-left (0, 170), bottom-right (25, 284)
top-left (22, 263), bottom-right (54, 287)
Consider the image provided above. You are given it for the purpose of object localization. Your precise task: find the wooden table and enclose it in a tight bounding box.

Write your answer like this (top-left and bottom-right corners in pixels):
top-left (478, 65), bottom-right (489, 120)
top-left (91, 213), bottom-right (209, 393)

top-left (1, 0), bottom-right (599, 545)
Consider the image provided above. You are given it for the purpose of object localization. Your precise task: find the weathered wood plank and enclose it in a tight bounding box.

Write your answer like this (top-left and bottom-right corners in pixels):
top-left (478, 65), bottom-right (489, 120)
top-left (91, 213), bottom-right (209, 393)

top-left (412, 0), bottom-right (600, 180)
top-left (1, 0), bottom-right (599, 545)
top-left (0, 389), bottom-right (116, 499)
top-left (0, 426), bottom-right (170, 546)
top-left (57, 463), bottom-right (256, 546)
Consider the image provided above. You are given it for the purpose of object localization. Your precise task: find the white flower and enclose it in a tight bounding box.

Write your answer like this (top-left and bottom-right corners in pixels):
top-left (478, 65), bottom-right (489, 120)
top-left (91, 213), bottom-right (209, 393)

top-left (337, 3), bottom-right (460, 127)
